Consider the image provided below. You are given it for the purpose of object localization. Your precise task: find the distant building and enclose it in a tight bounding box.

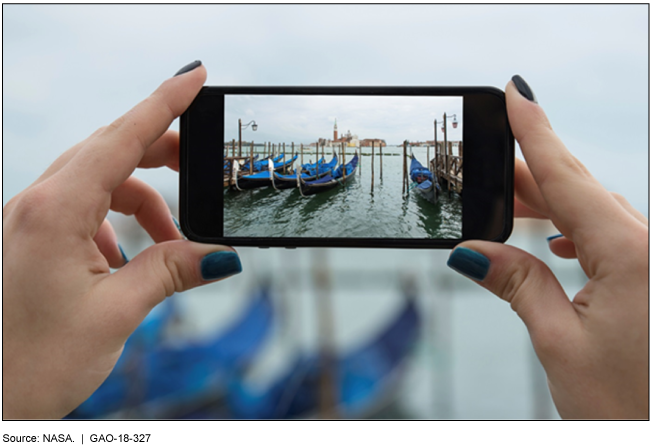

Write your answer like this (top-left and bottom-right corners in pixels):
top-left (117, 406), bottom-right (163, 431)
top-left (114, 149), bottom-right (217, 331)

top-left (360, 138), bottom-right (386, 147)
top-left (326, 119), bottom-right (359, 147)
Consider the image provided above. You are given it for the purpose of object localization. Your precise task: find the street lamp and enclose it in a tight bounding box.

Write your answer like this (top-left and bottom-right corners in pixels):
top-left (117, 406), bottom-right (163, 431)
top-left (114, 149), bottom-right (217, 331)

top-left (435, 114), bottom-right (458, 134)
top-left (238, 119), bottom-right (258, 157)
top-left (433, 113), bottom-right (458, 192)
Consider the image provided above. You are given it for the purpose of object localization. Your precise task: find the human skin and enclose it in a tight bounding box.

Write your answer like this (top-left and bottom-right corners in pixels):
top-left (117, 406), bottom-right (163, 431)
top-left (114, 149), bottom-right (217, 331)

top-left (448, 78), bottom-right (649, 419)
top-left (3, 69), bottom-right (647, 420)
top-left (2, 63), bottom-right (242, 419)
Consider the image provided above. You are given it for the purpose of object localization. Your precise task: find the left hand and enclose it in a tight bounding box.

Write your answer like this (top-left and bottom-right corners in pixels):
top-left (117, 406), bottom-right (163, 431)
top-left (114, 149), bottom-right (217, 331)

top-left (2, 63), bottom-right (241, 419)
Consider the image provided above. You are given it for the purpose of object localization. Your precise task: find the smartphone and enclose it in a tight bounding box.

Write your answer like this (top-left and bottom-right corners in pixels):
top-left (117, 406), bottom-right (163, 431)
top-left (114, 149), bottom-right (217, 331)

top-left (180, 86), bottom-right (514, 249)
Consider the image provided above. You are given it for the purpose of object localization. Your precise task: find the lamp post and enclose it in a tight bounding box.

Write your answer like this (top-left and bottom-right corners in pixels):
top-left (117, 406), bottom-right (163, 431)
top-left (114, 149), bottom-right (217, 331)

top-left (238, 119), bottom-right (258, 157)
top-left (434, 113), bottom-right (458, 193)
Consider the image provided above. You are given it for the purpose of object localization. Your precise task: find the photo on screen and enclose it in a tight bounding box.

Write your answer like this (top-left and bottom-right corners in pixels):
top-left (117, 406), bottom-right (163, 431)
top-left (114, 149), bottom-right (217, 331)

top-left (223, 95), bottom-right (462, 239)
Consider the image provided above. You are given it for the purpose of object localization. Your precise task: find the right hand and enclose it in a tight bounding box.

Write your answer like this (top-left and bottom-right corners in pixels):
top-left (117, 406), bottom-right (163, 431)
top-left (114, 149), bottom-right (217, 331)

top-left (447, 76), bottom-right (648, 419)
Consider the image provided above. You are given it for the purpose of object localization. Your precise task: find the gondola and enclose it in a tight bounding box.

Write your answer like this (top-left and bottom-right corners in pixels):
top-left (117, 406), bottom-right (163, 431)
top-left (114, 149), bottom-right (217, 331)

top-left (224, 155), bottom-right (279, 189)
top-left (68, 286), bottom-right (274, 419)
top-left (409, 155), bottom-right (440, 204)
top-left (297, 153), bottom-right (358, 197)
top-left (240, 155), bottom-right (260, 171)
top-left (249, 154), bottom-right (284, 173)
top-left (227, 294), bottom-right (420, 419)
top-left (271, 154), bottom-right (338, 190)
top-left (233, 155), bottom-right (298, 190)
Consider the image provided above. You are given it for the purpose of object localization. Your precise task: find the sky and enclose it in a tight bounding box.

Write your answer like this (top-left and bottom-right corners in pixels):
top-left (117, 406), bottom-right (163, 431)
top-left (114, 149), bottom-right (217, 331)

top-left (224, 95), bottom-right (463, 145)
top-left (3, 4), bottom-right (648, 214)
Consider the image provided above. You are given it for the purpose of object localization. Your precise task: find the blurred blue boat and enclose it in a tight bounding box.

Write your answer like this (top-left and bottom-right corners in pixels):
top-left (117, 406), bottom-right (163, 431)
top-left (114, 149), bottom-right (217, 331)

top-left (227, 294), bottom-right (420, 419)
top-left (68, 286), bottom-right (274, 419)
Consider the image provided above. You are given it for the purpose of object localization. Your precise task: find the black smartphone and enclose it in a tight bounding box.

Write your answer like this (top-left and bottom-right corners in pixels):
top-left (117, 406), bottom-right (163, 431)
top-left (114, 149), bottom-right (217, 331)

top-left (180, 86), bottom-right (514, 249)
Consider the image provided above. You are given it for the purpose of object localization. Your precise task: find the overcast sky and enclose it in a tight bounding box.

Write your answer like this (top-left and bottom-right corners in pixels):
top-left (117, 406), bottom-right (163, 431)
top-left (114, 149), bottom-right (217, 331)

top-left (225, 95), bottom-right (463, 144)
top-left (3, 4), bottom-right (648, 214)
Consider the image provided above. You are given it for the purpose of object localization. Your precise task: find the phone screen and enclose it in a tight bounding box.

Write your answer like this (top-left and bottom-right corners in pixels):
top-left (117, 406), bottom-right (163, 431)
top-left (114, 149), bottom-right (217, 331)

top-left (223, 95), bottom-right (463, 240)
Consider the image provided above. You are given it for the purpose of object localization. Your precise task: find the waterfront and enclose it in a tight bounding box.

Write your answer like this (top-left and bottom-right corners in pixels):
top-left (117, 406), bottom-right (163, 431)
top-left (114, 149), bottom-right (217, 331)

top-left (224, 145), bottom-right (463, 239)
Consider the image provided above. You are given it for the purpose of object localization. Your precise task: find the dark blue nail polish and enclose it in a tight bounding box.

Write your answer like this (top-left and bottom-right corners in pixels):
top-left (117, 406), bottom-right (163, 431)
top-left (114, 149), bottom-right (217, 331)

top-left (174, 60), bottom-right (202, 77)
top-left (118, 244), bottom-right (129, 264)
top-left (512, 74), bottom-right (537, 104)
top-left (546, 233), bottom-right (563, 242)
top-left (447, 247), bottom-right (490, 281)
top-left (201, 251), bottom-right (242, 281)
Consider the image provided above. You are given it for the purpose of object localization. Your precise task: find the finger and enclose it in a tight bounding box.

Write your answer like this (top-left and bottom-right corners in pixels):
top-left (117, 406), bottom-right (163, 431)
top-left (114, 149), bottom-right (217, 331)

top-left (60, 63), bottom-right (206, 199)
top-left (547, 235), bottom-right (578, 259)
top-left (94, 242), bottom-right (241, 341)
top-left (93, 219), bottom-right (128, 268)
top-left (611, 193), bottom-right (648, 226)
top-left (137, 130), bottom-right (180, 171)
top-left (32, 127), bottom-right (107, 186)
top-left (110, 177), bottom-right (181, 243)
top-left (514, 158), bottom-right (550, 218)
top-left (515, 197), bottom-right (548, 219)
top-left (506, 77), bottom-right (633, 244)
top-left (447, 242), bottom-right (581, 360)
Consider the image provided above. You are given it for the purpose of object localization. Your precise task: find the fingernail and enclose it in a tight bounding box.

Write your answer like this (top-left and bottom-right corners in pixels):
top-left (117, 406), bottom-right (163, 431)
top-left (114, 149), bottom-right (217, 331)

top-left (447, 247), bottom-right (490, 281)
top-left (201, 251), bottom-right (242, 281)
top-left (172, 215), bottom-right (184, 238)
top-left (118, 244), bottom-right (129, 264)
top-left (546, 233), bottom-right (563, 242)
top-left (512, 74), bottom-right (537, 104)
top-left (174, 60), bottom-right (202, 77)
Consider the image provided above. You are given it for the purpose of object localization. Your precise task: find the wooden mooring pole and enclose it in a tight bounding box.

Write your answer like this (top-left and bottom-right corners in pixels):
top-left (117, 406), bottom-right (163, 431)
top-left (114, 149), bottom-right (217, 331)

top-left (402, 141), bottom-right (407, 196)
top-left (380, 143), bottom-right (383, 181)
top-left (283, 143), bottom-right (287, 173)
top-left (300, 144), bottom-right (304, 167)
top-left (249, 141), bottom-right (254, 175)
top-left (371, 141), bottom-right (375, 194)
top-left (342, 143), bottom-right (346, 183)
top-left (359, 145), bottom-right (361, 176)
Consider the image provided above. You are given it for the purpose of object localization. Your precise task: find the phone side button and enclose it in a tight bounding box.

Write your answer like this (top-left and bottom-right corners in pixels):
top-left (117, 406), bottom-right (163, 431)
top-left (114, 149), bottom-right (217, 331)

top-left (259, 246), bottom-right (269, 249)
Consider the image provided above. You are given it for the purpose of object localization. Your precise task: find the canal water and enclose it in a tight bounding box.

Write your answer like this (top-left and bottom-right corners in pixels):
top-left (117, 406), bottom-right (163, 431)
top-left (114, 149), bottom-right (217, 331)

top-left (224, 145), bottom-right (462, 239)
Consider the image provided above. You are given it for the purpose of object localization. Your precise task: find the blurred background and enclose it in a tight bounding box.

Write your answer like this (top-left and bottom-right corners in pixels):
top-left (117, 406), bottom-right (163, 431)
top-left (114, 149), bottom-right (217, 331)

top-left (3, 4), bottom-right (648, 419)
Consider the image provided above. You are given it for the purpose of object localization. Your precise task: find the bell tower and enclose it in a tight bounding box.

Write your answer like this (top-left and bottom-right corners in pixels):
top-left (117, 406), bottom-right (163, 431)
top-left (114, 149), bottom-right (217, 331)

top-left (333, 118), bottom-right (338, 141)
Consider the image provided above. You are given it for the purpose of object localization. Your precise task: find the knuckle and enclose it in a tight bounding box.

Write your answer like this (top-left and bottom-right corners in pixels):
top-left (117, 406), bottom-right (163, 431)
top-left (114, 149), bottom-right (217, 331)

top-left (3, 195), bottom-right (21, 218)
top-left (107, 114), bottom-right (126, 134)
top-left (500, 258), bottom-right (547, 315)
top-left (7, 184), bottom-right (58, 231)
top-left (152, 244), bottom-right (197, 299)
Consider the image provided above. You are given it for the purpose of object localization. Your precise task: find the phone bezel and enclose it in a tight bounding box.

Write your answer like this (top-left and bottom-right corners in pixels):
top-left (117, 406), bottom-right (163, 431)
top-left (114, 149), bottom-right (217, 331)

top-left (180, 86), bottom-right (514, 248)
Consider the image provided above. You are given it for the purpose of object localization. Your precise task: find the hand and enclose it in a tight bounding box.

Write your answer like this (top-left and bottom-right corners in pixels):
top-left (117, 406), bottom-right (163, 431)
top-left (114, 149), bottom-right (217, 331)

top-left (2, 61), bottom-right (242, 419)
top-left (447, 75), bottom-right (648, 419)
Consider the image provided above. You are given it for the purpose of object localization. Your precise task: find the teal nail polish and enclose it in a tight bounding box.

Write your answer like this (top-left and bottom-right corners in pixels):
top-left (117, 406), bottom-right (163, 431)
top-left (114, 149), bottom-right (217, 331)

top-left (546, 233), bottom-right (563, 242)
top-left (118, 244), bottom-right (129, 264)
top-left (172, 216), bottom-right (182, 233)
top-left (447, 247), bottom-right (490, 281)
top-left (201, 251), bottom-right (242, 281)
top-left (174, 60), bottom-right (202, 77)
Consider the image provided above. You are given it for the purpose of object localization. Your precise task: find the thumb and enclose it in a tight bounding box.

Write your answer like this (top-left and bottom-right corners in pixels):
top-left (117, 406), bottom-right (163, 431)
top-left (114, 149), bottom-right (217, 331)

top-left (447, 242), bottom-right (580, 355)
top-left (95, 240), bottom-right (241, 339)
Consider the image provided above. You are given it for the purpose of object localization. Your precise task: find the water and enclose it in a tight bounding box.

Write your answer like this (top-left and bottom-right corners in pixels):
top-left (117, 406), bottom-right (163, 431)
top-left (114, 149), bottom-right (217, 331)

top-left (224, 146), bottom-right (462, 239)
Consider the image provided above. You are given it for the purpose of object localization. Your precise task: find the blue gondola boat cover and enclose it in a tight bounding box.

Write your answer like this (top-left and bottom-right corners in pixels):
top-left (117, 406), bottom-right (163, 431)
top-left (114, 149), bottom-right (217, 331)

top-left (227, 296), bottom-right (420, 419)
top-left (68, 287), bottom-right (274, 419)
